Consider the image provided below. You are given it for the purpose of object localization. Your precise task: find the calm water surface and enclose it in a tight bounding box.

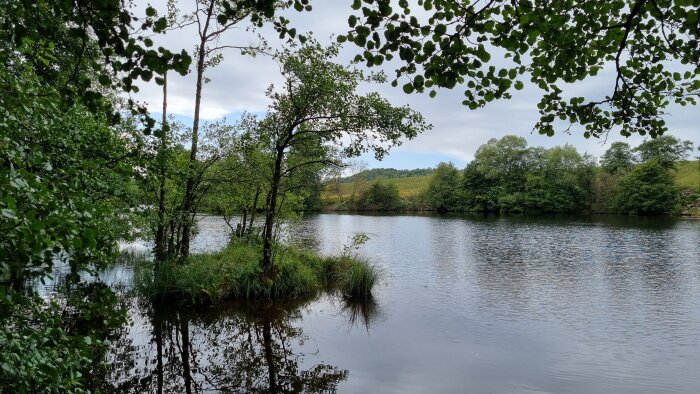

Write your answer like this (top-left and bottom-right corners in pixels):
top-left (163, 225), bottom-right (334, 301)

top-left (104, 214), bottom-right (700, 393)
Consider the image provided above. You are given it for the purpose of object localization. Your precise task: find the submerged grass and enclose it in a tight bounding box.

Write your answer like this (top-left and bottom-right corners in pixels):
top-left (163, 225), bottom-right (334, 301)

top-left (135, 238), bottom-right (381, 304)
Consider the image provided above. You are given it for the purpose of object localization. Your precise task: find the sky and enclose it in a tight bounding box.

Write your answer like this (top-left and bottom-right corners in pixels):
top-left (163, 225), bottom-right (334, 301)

top-left (134, 1), bottom-right (699, 170)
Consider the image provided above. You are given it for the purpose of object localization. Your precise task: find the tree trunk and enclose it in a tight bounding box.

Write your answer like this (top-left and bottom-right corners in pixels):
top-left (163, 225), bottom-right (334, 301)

top-left (262, 149), bottom-right (283, 278)
top-left (247, 187), bottom-right (260, 236)
top-left (153, 312), bottom-right (164, 394)
top-left (180, 0), bottom-right (214, 257)
top-left (262, 317), bottom-right (278, 393)
top-left (180, 314), bottom-right (193, 394)
top-left (167, 220), bottom-right (176, 256)
top-left (240, 209), bottom-right (247, 236)
top-left (155, 72), bottom-right (168, 262)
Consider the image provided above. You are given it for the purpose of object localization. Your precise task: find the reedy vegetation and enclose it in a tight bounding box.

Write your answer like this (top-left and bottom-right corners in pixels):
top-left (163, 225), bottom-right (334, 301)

top-left (136, 237), bottom-right (381, 304)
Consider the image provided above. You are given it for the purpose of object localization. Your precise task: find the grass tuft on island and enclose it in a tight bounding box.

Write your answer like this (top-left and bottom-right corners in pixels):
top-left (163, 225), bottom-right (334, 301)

top-left (135, 238), bottom-right (380, 304)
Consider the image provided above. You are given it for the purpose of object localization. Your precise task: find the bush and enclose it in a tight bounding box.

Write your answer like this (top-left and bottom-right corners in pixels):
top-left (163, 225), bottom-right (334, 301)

top-left (357, 180), bottom-right (402, 211)
top-left (613, 160), bottom-right (679, 214)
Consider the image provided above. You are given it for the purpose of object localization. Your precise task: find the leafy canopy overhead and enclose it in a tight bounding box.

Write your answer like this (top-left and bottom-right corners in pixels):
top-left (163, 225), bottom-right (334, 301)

top-left (342, 0), bottom-right (700, 139)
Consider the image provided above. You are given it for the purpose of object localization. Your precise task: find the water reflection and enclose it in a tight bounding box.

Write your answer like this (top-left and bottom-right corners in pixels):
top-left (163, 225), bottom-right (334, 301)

top-left (100, 298), bottom-right (362, 393)
top-left (99, 213), bottom-right (700, 393)
top-left (340, 296), bottom-right (382, 331)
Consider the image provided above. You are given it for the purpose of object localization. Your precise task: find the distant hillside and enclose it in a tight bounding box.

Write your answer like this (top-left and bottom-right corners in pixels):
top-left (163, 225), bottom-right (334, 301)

top-left (322, 174), bottom-right (433, 203)
top-left (337, 167), bottom-right (434, 183)
top-left (676, 160), bottom-right (699, 190)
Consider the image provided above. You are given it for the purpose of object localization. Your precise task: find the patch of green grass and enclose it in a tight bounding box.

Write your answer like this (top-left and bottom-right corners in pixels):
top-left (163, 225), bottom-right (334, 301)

top-left (321, 174), bottom-right (433, 204)
top-left (135, 239), bottom-right (381, 304)
top-left (675, 160), bottom-right (700, 191)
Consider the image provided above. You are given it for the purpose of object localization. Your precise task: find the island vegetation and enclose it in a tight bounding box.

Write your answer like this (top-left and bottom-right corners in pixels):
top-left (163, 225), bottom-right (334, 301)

top-left (1, 0), bottom-right (699, 392)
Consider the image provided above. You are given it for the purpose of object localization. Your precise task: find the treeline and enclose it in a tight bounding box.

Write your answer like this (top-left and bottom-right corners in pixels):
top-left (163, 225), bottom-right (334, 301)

top-left (337, 135), bottom-right (697, 215)
top-left (337, 167), bottom-right (434, 183)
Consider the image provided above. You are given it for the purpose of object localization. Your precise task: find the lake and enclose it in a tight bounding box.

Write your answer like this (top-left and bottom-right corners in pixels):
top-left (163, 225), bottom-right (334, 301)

top-left (101, 213), bottom-right (700, 393)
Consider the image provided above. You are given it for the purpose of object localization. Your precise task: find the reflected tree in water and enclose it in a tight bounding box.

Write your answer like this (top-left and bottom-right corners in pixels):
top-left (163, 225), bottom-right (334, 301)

top-left (99, 299), bottom-right (349, 393)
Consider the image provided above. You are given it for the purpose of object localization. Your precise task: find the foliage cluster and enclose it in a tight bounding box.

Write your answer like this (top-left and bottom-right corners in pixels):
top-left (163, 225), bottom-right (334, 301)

top-left (356, 181), bottom-right (404, 211)
top-left (344, 0), bottom-right (700, 138)
top-left (0, 284), bottom-right (127, 392)
top-left (427, 136), bottom-right (596, 213)
top-left (452, 135), bottom-right (691, 215)
top-left (1, 1), bottom-right (151, 389)
top-left (595, 136), bottom-right (692, 214)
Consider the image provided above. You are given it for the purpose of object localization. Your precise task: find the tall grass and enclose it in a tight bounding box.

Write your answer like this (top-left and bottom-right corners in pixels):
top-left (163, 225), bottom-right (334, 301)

top-left (322, 256), bottom-right (381, 299)
top-left (135, 239), bottom-right (381, 304)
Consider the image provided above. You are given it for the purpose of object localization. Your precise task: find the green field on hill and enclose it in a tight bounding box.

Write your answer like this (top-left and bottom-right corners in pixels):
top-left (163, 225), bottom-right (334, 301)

top-left (676, 160), bottom-right (700, 190)
top-left (322, 174), bottom-right (433, 203)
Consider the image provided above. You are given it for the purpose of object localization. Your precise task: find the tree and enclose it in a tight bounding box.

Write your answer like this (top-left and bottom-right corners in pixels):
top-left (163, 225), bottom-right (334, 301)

top-left (474, 135), bottom-right (530, 195)
top-left (592, 171), bottom-right (622, 213)
top-left (601, 142), bottom-right (636, 174)
top-left (461, 159), bottom-right (499, 211)
top-left (252, 41), bottom-right (428, 279)
top-left (0, 0), bottom-right (165, 282)
top-left (0, 0), bottom-right (191, 131)
top-left (427, 162), bottom-right (461, 212)
top-left (460, 136), bottom-right (533, 213)
top-left (343, 0), bottom-right (700, 138)
top-left (358, 181), bottom-right (403, 211)
top-left (0, 1), bottom-right (164, 387)
top-left (171, 0), bottom-right (311, 257)
top-left (635, 135), bottom-right (693, 168)
top-left (182, 115), bottom-right (267, 239)
top-left (348, 159), bottom-right (369, 203)
top-left (614, 159), bottom-right (679, 214)
top-left (524, 145), bottom-right (595, 212)
top-left (461, 138), bottom-right (596, 212)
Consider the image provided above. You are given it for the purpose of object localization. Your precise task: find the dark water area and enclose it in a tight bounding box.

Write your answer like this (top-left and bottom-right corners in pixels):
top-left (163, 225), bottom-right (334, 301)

top-left (101, 214), bottom-right (700, 393)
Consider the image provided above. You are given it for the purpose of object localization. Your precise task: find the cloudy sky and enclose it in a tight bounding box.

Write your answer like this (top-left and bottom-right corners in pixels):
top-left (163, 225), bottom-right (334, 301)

top-left (135, 1), bottom-right (699, 169)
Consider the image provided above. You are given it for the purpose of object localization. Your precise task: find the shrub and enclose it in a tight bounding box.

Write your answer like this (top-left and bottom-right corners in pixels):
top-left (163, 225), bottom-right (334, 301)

top-left (357, 181), bottom-right (402, 210)
top-left (613, 160), bottom-right (679, 214)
